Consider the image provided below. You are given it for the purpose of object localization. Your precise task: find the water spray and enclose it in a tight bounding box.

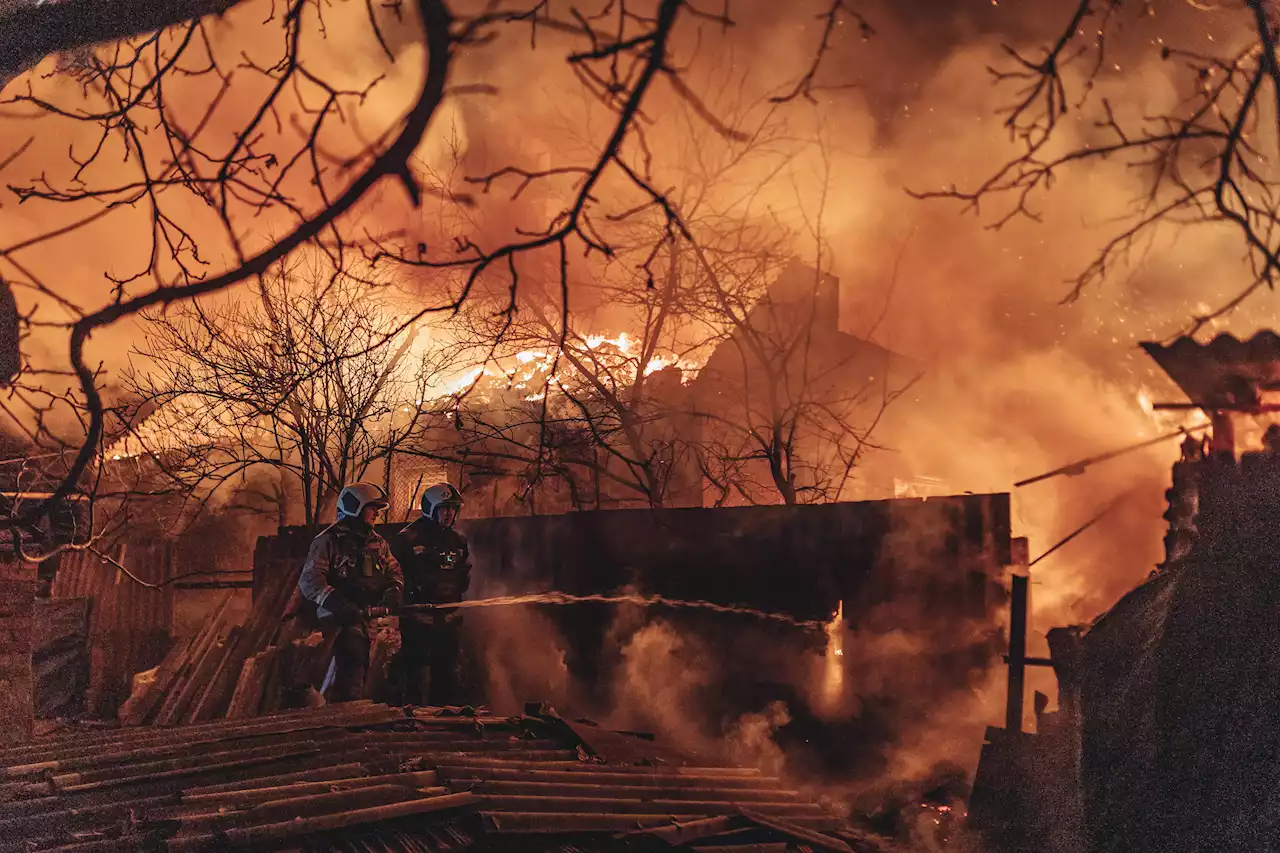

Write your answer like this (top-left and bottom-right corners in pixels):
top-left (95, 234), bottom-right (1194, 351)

top-left (394, 591), bottom-right (832, 632)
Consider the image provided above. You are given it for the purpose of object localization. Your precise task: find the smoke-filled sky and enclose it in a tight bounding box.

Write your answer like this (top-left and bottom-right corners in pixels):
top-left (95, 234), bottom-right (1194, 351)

top-left (432, 0), bottom-right (1277, 639)
top-left (1, 0), bottom-right (1275, 636)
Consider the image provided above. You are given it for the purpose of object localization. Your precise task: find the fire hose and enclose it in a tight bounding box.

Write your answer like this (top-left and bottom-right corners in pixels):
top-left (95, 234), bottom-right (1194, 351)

top-left (363, 603), bottom-right (446, 619)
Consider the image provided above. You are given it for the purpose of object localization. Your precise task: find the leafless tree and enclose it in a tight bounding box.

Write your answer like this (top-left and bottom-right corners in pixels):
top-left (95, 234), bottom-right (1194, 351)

top-left (917, 0), bottom-right (1280, 330)
top-left (627, 102), bottom-right (911, 507)
top-left (118, 257), bottom-right (454, 527)
top-left (0, 0), bottom-right (865, 557)
top-left (687, 252), bottom-right (909, 506)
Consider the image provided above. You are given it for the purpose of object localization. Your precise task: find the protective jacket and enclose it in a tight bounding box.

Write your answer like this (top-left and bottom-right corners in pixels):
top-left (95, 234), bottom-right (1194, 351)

top-left (393, 516), bottom-right (471, 605)
top-left (298, 517), bottom-right (404, 623)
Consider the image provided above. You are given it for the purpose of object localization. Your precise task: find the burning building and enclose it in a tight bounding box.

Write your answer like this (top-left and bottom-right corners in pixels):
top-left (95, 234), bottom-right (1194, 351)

top-left (105, 258), bottom-right (932, 522)
top-left (391, 259), bottom-right (931, 513)
top-left (969, 331), bottom-right (1280, 853)
top-left (688, 261), bottom-right (928, 505)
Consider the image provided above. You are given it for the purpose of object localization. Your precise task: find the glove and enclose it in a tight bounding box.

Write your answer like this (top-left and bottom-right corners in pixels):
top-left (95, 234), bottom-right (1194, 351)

top-left (321, 591), bottom-right (361, 625)
top-left (382, 586), bottom-right (404, 611)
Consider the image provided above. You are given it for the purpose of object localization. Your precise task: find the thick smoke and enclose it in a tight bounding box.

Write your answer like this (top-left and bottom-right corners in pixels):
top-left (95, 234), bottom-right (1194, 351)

top-left (8, 0), bottom-right (1280, 831)
top-left (468, 604), bottom-right (574, 714)
top-left (386, 1), bottom-right (1277, 638)
top-left (424, 2), bottom-right (1280, 820)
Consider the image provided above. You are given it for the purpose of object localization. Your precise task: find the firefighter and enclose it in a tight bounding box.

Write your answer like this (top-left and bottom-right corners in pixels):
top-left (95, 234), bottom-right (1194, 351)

top-left (390, 482), bottom-right (471, 706)
top-left (298, 482), bottom-right (404, 703)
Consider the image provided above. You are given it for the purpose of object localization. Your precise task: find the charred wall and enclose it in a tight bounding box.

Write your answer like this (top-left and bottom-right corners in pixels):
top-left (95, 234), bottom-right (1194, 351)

top-left (259, 494), bottom-right (1011, 617)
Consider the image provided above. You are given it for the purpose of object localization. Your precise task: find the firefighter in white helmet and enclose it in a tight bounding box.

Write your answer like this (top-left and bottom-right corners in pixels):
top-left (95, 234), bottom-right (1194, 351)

top-left (298, 482), bottom-right (403, 703)
top-left (389, 482), bottom-right (471, 705)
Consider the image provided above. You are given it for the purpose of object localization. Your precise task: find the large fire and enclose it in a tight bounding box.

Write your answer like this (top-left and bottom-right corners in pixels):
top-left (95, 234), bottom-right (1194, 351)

top-left (425, 333), bottom-right (706, 407)
top-left (110, 328), bottom-right (710, 461)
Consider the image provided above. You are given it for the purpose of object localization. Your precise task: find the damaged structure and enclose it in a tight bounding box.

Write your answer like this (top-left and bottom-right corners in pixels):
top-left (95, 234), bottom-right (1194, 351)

top-left (969, 331), bottom-right (1280, 853)
top-left (1, 489), bottom-right (1017, 852)
top-left (4, 701), bottom-right (893, 853)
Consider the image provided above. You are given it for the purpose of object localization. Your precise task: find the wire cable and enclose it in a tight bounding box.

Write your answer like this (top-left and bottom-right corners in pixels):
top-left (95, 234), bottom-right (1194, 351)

top-left (89, 545), bottom-right (253, 589)
top-left (1029, 489), bottom-right (1134, 568)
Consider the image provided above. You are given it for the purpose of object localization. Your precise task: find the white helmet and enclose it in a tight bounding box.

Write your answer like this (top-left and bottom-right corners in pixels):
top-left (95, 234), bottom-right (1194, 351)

top-left (336, 482), bottom-right (389, 521)
top-left (421, 482), bottom-right (462, 523)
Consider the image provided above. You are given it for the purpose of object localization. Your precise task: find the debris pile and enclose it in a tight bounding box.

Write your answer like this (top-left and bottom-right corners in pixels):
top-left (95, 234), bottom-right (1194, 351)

top-left (0, 700), bottom-right (891, 852)
top-left (118, 564), bottom-right (310, 725)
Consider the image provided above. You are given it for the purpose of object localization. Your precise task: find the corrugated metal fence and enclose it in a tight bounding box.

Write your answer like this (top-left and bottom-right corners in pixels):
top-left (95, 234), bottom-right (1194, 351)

top-left (51, 542), bottom-right (174, 717)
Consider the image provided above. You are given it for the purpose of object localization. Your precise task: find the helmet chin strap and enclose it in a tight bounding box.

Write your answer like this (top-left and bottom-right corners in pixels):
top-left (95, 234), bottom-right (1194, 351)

top-left (343, 514), bottom-right (373, 532)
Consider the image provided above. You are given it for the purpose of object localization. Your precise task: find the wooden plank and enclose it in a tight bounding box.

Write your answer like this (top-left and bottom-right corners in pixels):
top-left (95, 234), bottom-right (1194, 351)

top-left (167, 625), bottom-right (241, 726)
top-left (225, 648), bottom-right (275, 719)
top-left (118, 631), bottom-right (196, 726)
top-left (153, 598), bottom-right (234, 726)
top-left (1006, 574), bottom-right (1029, 733)
top-left (146, 590), bottom-right (233, 722)
top-left (200, 569), bottom-right (294, 720)
top-left (186, 628), bottom-right (245, 724)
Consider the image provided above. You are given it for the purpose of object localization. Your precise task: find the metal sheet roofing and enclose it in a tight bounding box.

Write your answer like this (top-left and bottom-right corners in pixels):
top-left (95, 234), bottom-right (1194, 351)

top-left (0, 701), bottom-right (894, 853)
top-left (51, 544), bottom-right (173, 718)
top-left (1141, 331), bottom-right (1280, 406)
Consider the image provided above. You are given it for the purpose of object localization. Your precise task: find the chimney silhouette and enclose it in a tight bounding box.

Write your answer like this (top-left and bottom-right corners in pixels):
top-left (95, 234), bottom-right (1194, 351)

top-left (767, 261), bottom-right (840, 337)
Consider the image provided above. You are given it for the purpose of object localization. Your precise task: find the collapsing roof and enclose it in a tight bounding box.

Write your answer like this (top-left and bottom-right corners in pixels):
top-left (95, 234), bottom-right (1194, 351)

top-left (0, 701), bottom-right (895, 853)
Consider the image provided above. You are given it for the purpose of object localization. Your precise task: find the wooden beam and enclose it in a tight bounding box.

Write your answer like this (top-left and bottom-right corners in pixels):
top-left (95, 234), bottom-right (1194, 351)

top-left (1006, 574), bottom-right (1029, 733)
top-left (1004, 655), bottom-right (1054, 667)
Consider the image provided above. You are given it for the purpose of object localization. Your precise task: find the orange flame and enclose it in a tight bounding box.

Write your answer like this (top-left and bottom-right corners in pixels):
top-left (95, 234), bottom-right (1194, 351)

top-left (818, 600), bottom-right (845, 717)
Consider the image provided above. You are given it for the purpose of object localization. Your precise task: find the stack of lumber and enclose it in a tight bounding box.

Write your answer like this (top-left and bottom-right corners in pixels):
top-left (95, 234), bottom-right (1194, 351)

top-left (119, 564), bottom-right (312, 726)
